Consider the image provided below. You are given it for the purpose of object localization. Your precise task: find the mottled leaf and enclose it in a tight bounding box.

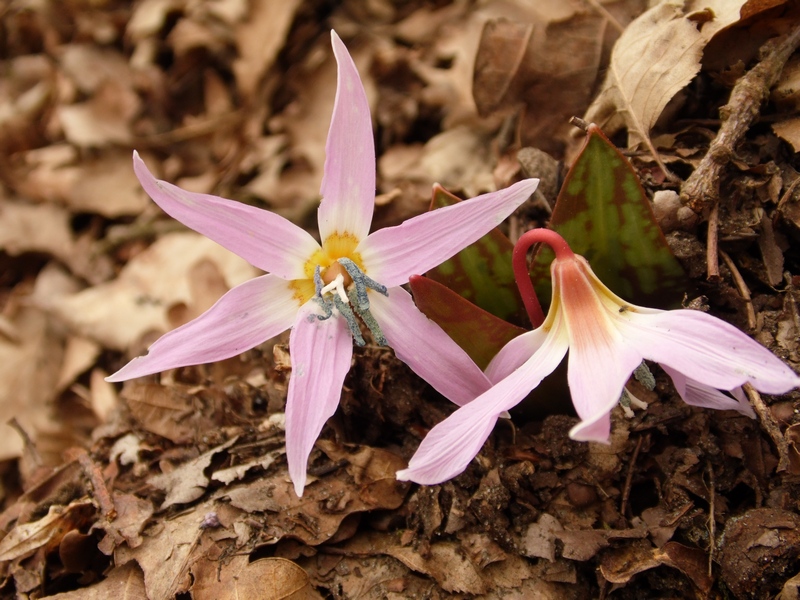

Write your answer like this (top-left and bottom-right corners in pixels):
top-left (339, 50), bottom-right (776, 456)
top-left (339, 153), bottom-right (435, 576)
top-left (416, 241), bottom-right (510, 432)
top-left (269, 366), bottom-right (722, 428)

top-left (409, 275), bottom-right (524, 370)
top-left (530, 124), bottom-right (686, 309)
top-left (424, 185), bottom-right (527, 325)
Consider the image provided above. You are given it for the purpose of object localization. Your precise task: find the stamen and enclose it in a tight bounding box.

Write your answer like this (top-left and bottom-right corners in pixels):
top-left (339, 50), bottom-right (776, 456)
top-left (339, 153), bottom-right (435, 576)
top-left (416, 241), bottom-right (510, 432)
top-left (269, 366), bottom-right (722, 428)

top-left (339, 258), bottom-right (388, 312)
top-left (633, 362), bottom-right (656, 390)
top-left (619, 387), bottom-right (648, 418)
top-left (347, 288), bottom-right (387, 345)
top-left (333, 295), bottom-right (365, 346)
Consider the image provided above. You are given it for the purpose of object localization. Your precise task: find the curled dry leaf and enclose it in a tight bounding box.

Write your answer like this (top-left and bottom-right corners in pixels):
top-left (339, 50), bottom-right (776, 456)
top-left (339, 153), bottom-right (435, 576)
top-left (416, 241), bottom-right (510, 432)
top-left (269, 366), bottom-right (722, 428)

top-left (149, 437), bottom-right (237, 509)
top-left (583, 0), bottom-right (746, 163)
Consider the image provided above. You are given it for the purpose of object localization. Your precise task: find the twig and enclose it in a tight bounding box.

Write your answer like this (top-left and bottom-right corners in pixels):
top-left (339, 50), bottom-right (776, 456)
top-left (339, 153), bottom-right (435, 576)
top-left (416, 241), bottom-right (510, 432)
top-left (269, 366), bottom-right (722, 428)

top-left (620, 434), bottom-right (644, 518)
top-left (719, 250), bottom-right (757, 331)
top-left (64, 447), bottom-right (117, 520)
top-left (706, 204), bottom-right (720, 280)
top-left (744, 383), bottom-right (790, 472)
top-left (706, 461), bottom-right (715, 578)
top-left (681, 24), bottom-right (800, 214)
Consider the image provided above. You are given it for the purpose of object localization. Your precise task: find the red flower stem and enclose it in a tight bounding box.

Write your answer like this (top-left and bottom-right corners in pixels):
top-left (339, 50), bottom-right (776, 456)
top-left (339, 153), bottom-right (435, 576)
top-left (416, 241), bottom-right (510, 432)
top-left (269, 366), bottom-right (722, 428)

top-left (512, 229), bottom-right (575, 328)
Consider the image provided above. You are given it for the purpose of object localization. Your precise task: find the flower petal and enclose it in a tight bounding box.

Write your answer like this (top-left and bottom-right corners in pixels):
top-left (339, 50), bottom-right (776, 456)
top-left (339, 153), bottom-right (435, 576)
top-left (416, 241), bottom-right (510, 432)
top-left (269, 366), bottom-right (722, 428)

top-left (550, 256), bottom-right (643, 442)
top-left (106, 275), bottom-right (299, 381)
top-left (285, 302), bottom-right (353, 497)
top-left (317, 31), bottom-right (376, 243)
top-left (359, 179), bottom-right (539, 288)
top-left (397, 324), bottom-right (567, 485)
top-left (620, 309), bottom-right (800, 395)
top-left (485, 329), bottom-right (547, 383)
top-left (369, 287), bottom-right (491, 406)
top-left (133, 152), bottom-right (320, 279)
top-left (661, 365), bottom-right (756, 418)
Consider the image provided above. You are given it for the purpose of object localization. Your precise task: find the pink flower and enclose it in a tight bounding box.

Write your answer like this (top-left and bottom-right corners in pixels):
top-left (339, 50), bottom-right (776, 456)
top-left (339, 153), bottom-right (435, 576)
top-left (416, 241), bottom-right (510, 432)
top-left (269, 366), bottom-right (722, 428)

top-left (106, 31), bottom-right (539, 496)
top-left (397, 229), bottom-right (800, 485)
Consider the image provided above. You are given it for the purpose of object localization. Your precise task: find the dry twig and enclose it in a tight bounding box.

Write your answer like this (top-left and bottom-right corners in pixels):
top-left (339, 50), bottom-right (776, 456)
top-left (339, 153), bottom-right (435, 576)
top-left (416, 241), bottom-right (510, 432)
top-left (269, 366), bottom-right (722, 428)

top-left (744, 383), bottom-right (791, 472)
top-left (681, 24), bottom-right (800, 214)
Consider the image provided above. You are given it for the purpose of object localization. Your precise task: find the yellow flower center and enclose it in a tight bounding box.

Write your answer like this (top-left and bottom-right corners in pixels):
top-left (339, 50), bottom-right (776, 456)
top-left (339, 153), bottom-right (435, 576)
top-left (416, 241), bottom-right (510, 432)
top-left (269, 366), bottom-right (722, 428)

top-left (289, 232), bottom-right (366, 304)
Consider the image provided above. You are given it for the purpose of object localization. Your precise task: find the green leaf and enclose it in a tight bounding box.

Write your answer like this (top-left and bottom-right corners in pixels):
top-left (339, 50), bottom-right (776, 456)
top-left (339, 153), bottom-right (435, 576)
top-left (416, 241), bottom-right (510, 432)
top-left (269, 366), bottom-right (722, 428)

top-left (425, 185), bottom-right (527, 326)
top-left (408, 275), bottom-right (525, 370)
top-left (530, 124), bottom-right (686, 309)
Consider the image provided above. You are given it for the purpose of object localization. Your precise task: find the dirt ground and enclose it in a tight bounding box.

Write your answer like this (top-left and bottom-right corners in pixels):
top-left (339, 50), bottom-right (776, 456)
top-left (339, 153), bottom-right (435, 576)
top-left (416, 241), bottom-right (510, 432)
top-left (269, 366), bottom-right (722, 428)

top-left (1, 1), bottom-right (800, 598)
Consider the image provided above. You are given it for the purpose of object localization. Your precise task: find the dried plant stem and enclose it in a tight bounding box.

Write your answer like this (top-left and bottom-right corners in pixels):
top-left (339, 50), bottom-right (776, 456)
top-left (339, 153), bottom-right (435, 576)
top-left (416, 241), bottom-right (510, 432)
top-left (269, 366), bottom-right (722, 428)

top-left (719, 250), bottom-right (757, 331)
top-left (681, 24), bottom-right (800, 214)
top-left (620, 434), bottom-right (644, 518)
top-left (744, 383), bottom-right (790, 472)
top-left (706, 461), bottom-right (715, 578)
top-left (706, 204), bottom-right (720, 280)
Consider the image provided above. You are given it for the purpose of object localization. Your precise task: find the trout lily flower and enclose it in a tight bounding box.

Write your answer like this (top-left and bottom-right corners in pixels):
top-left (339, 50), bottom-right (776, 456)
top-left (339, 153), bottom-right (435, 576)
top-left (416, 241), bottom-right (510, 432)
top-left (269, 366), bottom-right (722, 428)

top-left (106, 31), bottom-right (539, 496)
top-left (398, 229), bottom-right (800, 485)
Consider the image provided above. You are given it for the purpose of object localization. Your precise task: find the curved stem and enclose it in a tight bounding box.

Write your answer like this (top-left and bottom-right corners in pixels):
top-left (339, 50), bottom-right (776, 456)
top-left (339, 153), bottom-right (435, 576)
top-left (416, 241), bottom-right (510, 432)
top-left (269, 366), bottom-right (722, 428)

top-left (512, 229), bottom-right (575, 328)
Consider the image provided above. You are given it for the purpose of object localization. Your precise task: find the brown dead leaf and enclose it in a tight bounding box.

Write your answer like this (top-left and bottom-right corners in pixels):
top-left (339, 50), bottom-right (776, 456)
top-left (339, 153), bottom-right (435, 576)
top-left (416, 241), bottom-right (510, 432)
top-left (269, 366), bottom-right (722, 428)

top-left (0, 198), bottom-right (74, 263)
top-left (149, 437), bottom-right (237, 509)
top-left (48, 232), bottom-right (258, 351)
top-left (221, 443), bottom-right (406, 546)
top-left (122, 383), bottom-right (201, 444)
top-left (115, 500), bottom-right (219, 599)
top-left (18, 150), bottom-right (151, 218)
top-left (584, 0), bottom-right (747, 161)
top-left (233, 0), bottom-right (303, 99)
top-left (57, 80), bottom-right (140, 147)
top-left (192, 555), bottom-right (322, 600)
top-left (0, 498), bottom-right (95, 562)
top-left (95, 492), bottom-right (155, 555)
top-left (39, 561), bottom-right (147, 600)
top-left (0, 304), bottom-right (65, 461)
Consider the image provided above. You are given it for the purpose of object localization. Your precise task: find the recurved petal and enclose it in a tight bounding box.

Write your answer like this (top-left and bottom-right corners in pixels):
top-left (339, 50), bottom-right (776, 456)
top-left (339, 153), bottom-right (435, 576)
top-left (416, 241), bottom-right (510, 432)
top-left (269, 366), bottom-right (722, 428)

top-left (317, 31), bottom-right (376, 243)
top-left (358, 179), bottom-right (539, 288)
top-left (133, 152), bottom-right (320, 279)
top-left (661, 365), bottom-right (756, 418)
top-left (369, 287), bottom-right (491, 406)
top-left (106, 275), bottom-right (299, 382)
top-left (397, 325), bottom-right (568, 485)
top-left (285, 302), bottom-right (353, 497)
top-left (566, 320), bottom-right (642, 443)
top-left (485, 328), bottom-right (548, 383)
top-left (620, 309), bottom-right (800, 395)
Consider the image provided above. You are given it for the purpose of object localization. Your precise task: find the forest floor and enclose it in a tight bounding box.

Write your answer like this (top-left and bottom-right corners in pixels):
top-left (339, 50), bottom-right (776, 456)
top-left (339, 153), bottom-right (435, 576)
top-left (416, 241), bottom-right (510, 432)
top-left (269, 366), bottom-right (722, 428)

top-left (1, 1), bottom-right (800, 598)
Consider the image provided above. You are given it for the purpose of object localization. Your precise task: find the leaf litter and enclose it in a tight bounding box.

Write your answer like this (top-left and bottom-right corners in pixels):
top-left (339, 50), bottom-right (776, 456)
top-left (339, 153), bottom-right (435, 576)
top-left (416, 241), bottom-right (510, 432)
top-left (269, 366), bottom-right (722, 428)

top-left (0, 0), bottom-right (799, 598)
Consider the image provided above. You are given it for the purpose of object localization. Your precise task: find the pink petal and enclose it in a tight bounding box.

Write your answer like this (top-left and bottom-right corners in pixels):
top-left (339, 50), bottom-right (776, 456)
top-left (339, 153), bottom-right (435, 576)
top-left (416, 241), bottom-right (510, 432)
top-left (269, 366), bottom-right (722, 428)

top-left (317, 31), bottom-right (376, 243)
top-left (285, 302), bottom-right (353, 497)
top-left (106, 275), bottom-right (299, 381)
top-left (621, 309), bottom-right (800, 395)
top-left (368, 287), bottom-right (491, 406)
top-left (661, 365), bottom-right (756, 418)
top-left (485, 329), bottom-right (548, 383)
top-left (133, 152), bottom-right (320, 279)
top-left (552, 256), bottom-right (642, 442)
top-left (359, 179), bottom-right (539, 288)
top-left (397, 327), bottom-right (568, 485)
top-left (567, 336), bottom-right (642, 442)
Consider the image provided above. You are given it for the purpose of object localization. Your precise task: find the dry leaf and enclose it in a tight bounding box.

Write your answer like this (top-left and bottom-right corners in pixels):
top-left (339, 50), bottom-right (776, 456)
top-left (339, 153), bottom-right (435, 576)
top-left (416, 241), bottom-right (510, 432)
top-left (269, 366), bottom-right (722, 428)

top-left (39, 561), bottom-right (147, 600)
top-left (584, 0), bottom-right (746, 156)
top-left (48, 232), bottom-right (258, 351)
top-left (0, 499), bottom-right (95, 562)
top-left (149, 437), bottom-right (237, 509)
top-left (0, 198), bottom-right (74, 262)
top-left (232, 0), bottom-right (303, 98)
top-left (116, 501), bottom-right (215, 599)
top-left (191, 555), bottom-right (322, 600)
